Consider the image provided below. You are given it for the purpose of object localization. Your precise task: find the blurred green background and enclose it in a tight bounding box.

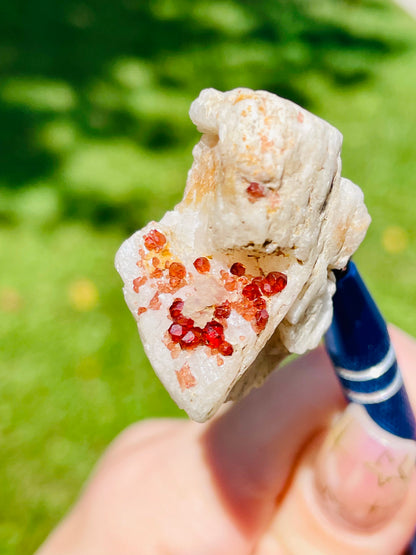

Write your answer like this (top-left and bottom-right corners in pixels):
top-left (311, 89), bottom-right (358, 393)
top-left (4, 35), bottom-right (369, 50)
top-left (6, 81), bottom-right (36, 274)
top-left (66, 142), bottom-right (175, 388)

top-left (0, 0), bottom-right (415, 551)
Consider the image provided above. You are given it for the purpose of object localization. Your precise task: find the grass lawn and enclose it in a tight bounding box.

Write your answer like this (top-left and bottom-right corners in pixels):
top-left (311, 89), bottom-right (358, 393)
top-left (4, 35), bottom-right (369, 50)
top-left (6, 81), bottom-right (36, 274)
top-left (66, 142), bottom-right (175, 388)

top-left (0, 0), bottom-right (415, 552)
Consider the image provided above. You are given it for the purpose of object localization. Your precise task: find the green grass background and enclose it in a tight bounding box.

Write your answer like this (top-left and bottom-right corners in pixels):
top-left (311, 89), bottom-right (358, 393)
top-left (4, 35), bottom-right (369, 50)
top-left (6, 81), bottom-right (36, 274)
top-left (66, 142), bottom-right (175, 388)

top-left (0, 0), bottom-right (415, 552)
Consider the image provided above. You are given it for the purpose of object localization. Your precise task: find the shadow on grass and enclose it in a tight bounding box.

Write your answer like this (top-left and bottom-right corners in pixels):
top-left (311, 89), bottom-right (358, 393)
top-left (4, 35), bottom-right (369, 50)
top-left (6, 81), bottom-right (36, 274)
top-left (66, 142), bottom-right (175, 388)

top-left (0, 0), bottom-right (404, 232)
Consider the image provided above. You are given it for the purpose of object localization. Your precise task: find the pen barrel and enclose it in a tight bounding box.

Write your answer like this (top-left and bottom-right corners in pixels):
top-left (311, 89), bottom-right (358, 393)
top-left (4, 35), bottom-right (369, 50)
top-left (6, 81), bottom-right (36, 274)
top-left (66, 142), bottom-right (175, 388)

top-left (325, 261), bottom-right (416, 440)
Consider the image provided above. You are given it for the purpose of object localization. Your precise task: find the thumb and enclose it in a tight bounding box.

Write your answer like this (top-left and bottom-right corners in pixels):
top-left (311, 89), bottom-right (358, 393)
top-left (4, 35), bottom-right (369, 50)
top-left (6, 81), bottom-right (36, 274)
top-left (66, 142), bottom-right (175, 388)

top-left (316, 403), bottom-right (416, 530)
top-left (256, 405), bottom-right (416, 555)
top-left (254, 327), bottom-right (416, 555)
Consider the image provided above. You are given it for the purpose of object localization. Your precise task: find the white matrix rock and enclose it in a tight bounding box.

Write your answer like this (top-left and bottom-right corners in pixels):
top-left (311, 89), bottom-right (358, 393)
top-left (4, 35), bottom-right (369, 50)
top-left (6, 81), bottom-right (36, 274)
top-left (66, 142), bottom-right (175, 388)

top-left (115, 88), bottom-right (370, 422)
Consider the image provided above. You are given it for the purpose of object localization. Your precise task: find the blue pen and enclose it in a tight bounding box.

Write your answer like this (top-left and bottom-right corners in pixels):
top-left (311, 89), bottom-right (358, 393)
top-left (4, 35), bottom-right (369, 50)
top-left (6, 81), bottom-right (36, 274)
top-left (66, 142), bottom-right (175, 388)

top-left (406, 533), bottom-right (416, 555)
top-left (324, 261), bottom-right (416, 549)
top-left (325, 261), bottom-right (415, 441)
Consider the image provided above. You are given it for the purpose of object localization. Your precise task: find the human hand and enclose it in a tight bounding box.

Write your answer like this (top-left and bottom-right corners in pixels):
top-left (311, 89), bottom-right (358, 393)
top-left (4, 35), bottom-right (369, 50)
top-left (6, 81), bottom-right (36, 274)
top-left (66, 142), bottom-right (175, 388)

top-left (37, 326), bottom-right (416, 555)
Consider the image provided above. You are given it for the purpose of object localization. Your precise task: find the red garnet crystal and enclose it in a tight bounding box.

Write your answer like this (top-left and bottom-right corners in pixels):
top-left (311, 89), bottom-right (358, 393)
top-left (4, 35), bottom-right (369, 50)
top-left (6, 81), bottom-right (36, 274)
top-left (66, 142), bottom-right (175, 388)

top-left (230, 262), bottom-right (246, 276)
top-left (143, 229), bottom-right (166, 252)
top-left (168, 323), bottom-right (185, 342)
top-left (167, 298), bottom-right (233, 355)
top-left (214, 301), bottom-right (231, 319)
top-left (181, 327), bottom-right (202, 349)
top-left (202, 320), bottom-right (224, 349)
top-left (193, 257), bottom-right (210, 274)
top-left (265, 272), bottom-right (287, 295)
top-left (246, 182), bottom-right (266, 201)
top-left (218, 341), bottom-right (234, 356)
top-left (251, 276), bottom-right (263, 288)
top-left (175, 314), bottom-right (194, 328)
top-left (169, 299), bottom-right (184, 320)
top-left (258, 278), bottom-right (273, 296)
top-left (253, 297), bottom-right (266, 310)
top-left (169, 262), bottom-right (186, 279)
top-left (242, 283), bottom-right (261, 301)
top-left (256, 309), bottom-right (269, 330)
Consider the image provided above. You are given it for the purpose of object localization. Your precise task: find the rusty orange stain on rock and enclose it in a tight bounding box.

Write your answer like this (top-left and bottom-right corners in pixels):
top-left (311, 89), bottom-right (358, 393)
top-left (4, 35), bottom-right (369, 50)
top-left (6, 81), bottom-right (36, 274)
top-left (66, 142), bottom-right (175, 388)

top-left (260, 134), bottom-right (274, 150)
top-left (183, 150), bottom-right (218, 206)
top-left (233, 92), bottom-right (254, 104)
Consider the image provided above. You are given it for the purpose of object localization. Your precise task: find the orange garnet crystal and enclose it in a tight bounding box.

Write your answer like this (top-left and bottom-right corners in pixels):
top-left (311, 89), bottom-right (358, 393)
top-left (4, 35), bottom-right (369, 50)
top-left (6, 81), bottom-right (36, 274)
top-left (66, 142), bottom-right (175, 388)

top-left (143, 229), bottom-right (167, 252)
top-left (193, 257), bottom-right (210, 274)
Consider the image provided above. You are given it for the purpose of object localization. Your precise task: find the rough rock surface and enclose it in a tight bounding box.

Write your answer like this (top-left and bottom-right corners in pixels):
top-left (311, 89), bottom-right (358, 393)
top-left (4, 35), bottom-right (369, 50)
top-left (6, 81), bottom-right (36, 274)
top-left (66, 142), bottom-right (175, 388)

top-left (115, 88), bottom-right (371, 422)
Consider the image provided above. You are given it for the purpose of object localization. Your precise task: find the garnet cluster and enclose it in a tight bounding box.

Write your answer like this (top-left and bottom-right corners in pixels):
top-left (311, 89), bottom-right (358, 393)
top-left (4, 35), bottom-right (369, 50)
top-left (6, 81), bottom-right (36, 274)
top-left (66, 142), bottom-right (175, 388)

top-left (231, 263), bottom-right (287, 332)
top-left (168, 298), bottom-right (234, 356)
top-left (141, 232), bottom-right (288, 357)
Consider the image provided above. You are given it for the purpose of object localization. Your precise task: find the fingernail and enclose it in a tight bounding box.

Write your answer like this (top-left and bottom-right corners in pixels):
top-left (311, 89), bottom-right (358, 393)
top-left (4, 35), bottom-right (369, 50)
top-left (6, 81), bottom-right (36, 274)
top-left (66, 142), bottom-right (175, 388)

top-left (315, 403), bottom-right (416, 529)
